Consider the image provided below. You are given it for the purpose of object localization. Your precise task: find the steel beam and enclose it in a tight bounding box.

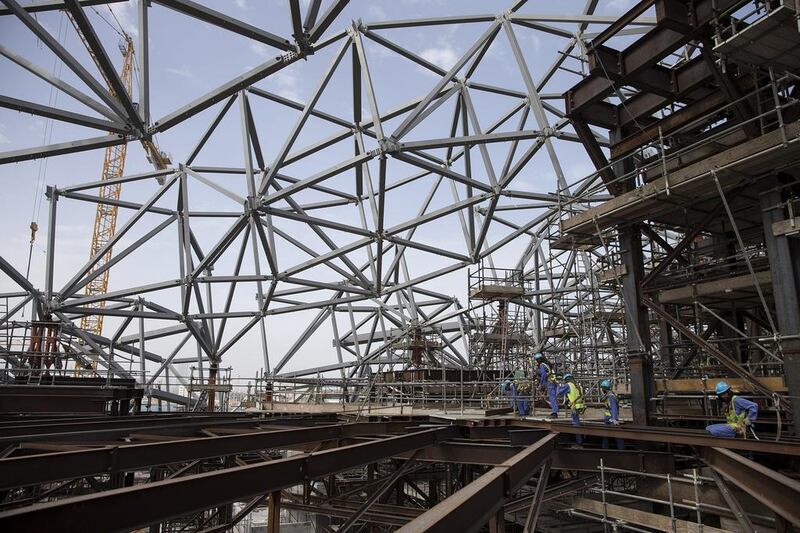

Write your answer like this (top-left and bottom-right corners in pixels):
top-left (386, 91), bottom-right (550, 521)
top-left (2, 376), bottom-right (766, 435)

top-left (523, 458), bottom-right (551, 533)
top-left (397, 434), bottom-right (556, 533)
top-left (0, 0), bottom-right (126, 15)
top-left (1, 0), bottom-right (128, 119)
top-left (153, 0), bottom-right (292, 51)
top-left (0, 134), bottom-right (126, 165)
top-left (0, 95), bottom-right (128, 133)
top-left (700, 446), bottom-right (800, 526)
top-left (0, 426), bottom-right (458, 532)
top-left (644, 297), bottom-right (792, 415)
top-left (760, 177), bottom-right (800, 430)
top-left (515, 420), bottom-right (800, 456)
top-left (0, 422), bottom-right (429, 491)
top-left (63, 0), bottom-right (144, 131)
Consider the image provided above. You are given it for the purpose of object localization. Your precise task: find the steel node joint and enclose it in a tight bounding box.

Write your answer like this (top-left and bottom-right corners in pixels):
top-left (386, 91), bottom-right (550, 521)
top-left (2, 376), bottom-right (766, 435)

top-left (379, 137), bottom-right (401, 153)
top-left (497, 10), bottom-right (512, 23)
top-left (246, 195), bottom-right (264, 212)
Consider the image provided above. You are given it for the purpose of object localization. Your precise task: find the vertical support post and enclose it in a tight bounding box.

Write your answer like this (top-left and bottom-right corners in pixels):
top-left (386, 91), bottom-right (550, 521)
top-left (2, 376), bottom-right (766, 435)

top-left (395, 463), bottom-right (404, 506)
top-left (667, 473), bottom-right (676, 532)
top-left (267, 490), bottom-right (281, 533)
top-left (446, 464), bottom-right (453, 496)
top-left (619, 222), bottom-right (653, 425)
top-left (138, 298), bottom-right (146, 386)
top-left (44, 186), bottom-right (58, 302)
top-left (138, 0), bottom-right (149, 124)
top-left (207, 362), bottom-right (218, 412)
top-left (600, 458), bottom-right (608, 528)
top-left (612, 130), bottom-right (652, 425)
top-left (659, 318), bottom-right (673, 370)
top-left (759, 175), bottom-right (800, 431)
top-left (429, 478), bottom-right (440, 505)
top-left (692, 468), bottom-right (703, 528)
top-left (488, 506), bottom-right (506, 533)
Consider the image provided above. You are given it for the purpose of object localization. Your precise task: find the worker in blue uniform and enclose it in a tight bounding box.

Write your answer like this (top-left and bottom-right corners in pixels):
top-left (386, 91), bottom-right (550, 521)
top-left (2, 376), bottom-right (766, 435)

top-left (534, 352), bottom-right (559, 418)
top-left (705, 381), bottom-right (758, 438)
top-left (556, 373), bottom-right (584, 444)
top-left (513, 369), bottom-right (531, 416)
top-left (500, 377), bottom-right (514, 410)
top-left (599, 379), bottom-right (624, 450)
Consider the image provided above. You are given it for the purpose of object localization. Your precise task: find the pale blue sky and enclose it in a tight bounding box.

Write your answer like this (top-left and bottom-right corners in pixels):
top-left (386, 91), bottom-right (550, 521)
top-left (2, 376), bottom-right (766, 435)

top-left (0, 0), bottom-right (638, 380)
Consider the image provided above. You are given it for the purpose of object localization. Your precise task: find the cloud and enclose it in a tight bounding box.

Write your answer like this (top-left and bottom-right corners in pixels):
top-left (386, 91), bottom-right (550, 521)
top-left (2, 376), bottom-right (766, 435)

top-left (606, 0), bottom-right (635, 12)
top-left (420, 47), bottom-right (458, 71)
top-left (251, 44), bottom-right (300, 98)
top-left (250, 42), bottom-right (271, 58)
top-left (27, 118), bottom-right (46, 132)
top-left (528, 32), bottom-right (541, 53)
top-left (166, 65), bottom-right (193, 78)
top-left (0, 123), bottom-right (9, 145)
top-left (516, 29), bottom-right (541, 53)
top-left (235, 0), bottom-right (248, 10)
top-left (367, 4), bottom-right (387, 21)
top-left (107, 0), bottom-right (139, 37)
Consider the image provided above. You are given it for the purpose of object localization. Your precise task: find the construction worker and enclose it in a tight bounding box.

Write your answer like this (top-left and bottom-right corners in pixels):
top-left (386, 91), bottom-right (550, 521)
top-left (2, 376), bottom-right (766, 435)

top-left (513, 368), bottom-right (531, 416)
top-left (500, 376), bottom-right (514, 410)
top-left (705, 381), bottom-right (758, 438)
top-left (600, 379), bottom-right (624, 450)
top-left (534, 352), bottom-right (559, 418)
top-left (557, 373), bottom-right (585, 444)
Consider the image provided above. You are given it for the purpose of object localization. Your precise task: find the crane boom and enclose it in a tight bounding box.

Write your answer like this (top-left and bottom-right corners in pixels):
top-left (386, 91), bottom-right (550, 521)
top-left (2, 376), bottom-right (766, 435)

top-left (64, 10), bottom-right (170, 340)
top-left (78, 35), bottom-right (134, 337)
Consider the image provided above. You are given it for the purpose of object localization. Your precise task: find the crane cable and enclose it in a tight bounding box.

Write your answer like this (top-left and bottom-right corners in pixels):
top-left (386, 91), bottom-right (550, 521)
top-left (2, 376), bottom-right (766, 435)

top-left (24, 14), bottom-right (67, 298)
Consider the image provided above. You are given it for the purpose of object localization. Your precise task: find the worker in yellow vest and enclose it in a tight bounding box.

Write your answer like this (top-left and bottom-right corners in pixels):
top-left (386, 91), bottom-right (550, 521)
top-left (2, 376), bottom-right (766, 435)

top-left (705, 381), bottom-right (758, 438)
top-left (556, 373), bottom-right (585, 444)
top-left (513, 369), bottom-right (531, 416)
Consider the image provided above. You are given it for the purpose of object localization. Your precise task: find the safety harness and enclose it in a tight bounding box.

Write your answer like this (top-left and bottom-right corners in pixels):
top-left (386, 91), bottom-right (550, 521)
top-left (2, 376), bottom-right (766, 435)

top-left (566, 382), bottom-right (585, 414)
top-left (540, 362), bottom-right (557, 384)
top-left (726, 395), bottom-right (748, 429)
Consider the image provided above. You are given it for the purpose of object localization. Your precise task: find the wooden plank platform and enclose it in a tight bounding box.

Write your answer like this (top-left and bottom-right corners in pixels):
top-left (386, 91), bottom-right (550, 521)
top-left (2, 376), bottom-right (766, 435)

top-left (572, 497), bottom-right (732, 533)
top-left (655, 270), bottom-right (772, 304)
top-left (469, 284), bottom-right (524, 300)
top-left (715, 3), bottom-right (800, 73)
top-left (773, 217), bottom-right (800, 237)
top-left (595, 265), bottom-right (626, 283)
top-left (560, 120), bottom-right (800, 237)
top-left (615, 376), bottom-right (787, 394)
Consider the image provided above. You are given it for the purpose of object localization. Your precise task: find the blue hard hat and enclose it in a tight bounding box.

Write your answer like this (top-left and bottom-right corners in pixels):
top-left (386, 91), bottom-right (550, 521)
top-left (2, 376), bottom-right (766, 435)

top-left (600, 379), bottom-right (611, 390)
top-left (715, 381), bottom-right (731, 395)
top-left (563, 373), bottom-right (573, 381)
top-left (534, 352), bottom-right (543, 360)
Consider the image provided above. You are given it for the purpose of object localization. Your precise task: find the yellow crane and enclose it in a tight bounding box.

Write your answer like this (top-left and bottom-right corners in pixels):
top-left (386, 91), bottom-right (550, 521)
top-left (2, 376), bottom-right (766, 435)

top-left (78, 34), bottom-right (133, 338)
top-left (63, 15), bottom-right (170, 339)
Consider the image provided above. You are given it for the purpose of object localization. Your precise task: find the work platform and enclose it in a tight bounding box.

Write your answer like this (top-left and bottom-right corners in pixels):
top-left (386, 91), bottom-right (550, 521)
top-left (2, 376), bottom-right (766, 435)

top-left (468, 284), bottom-right (524, 300)
top-left (714, 2), bottom-right (800, 73)
top-left (0, 377), bottom-right (142, 415)
top-left (560, 120), bottom-right (800, 238)
top-left (0, 413), bottom-right (797, 532)
top-left (654, 269), bottom-right (773, 304)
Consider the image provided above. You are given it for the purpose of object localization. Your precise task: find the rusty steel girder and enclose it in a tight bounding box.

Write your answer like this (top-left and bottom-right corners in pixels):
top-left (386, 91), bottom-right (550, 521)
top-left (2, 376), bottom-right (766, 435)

top-left (0, 420), bottom-right (433, 491)
top-left (0, 426), bottom-right (459, 533)
top-left (700, 446), bottom-right (800, 526)
top-left (396, 433), bottom-right (557, 533)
